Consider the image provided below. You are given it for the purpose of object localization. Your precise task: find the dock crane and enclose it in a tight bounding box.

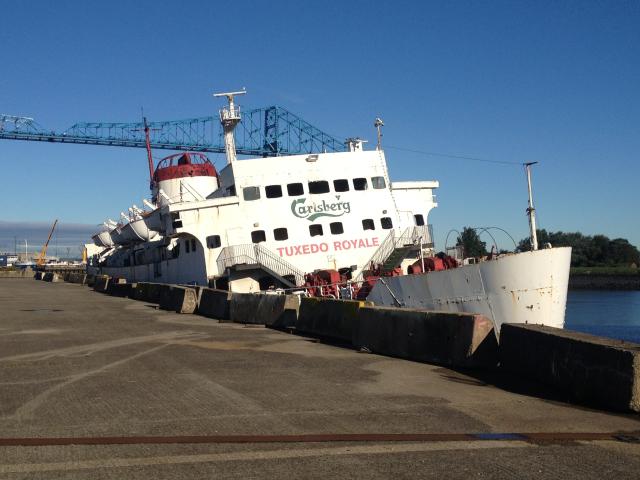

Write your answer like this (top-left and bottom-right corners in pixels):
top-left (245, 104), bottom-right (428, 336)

top-left (36, 219), bottom-right (58, 266)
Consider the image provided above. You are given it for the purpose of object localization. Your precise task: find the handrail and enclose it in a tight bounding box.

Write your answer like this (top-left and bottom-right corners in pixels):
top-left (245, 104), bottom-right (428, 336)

top-left (354, 224), bottom-right (434, 281)
top-left (353, 230), bottom-right (396, 281)
top-left (216, 243), bottom-right (306, 286)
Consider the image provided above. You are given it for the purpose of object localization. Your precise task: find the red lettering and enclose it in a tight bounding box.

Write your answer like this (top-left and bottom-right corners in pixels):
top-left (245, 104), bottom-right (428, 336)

top-left (358, 239), bottom-right (366, 248)
top-left (276, 247), bottom-right (284, 257)
top-left (349, 240), bottom-right (357, 249)
top-left (372, 237), bottom-right (379, 246)
top-left (293, 245), bottom-right (303, 255)
top-left (320, 243), bottom-right (328, 252)
top-left (285, 247), bottom-right (294, 256)
top-left (334, 241), bottom-right (342, 251)
top-left (302, 245), bottom-right (310, 254)
top-left (342, 240), bottom-right (351, 249)
top-left (311, 244), bottom-right (319, 253)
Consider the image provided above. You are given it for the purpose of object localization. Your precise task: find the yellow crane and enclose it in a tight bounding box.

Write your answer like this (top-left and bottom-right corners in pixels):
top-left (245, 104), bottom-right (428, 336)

top-left (36, 219), bottom-right (58, 266)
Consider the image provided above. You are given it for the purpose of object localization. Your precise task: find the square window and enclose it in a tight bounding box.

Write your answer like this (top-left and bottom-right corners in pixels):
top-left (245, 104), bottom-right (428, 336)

top-left (243, 186), bottom-right (261, 201)
top-left (251, 230), bottom-right (266, 243)
top-left (207, 235), bottom-right (221, 249)
top-left (171, 211), bottom-right (182, 229)
top-left (274, 228), bottom-right (288, 241)
top-left (381, 217), bottom-right (393, 229)
top-left (414, 214), bottom-right (425, 226)
top-left (362, 219), bottom-right (375, 230)
top-left (172, 243), bottom-right (180, 258)
top-left (330, 222), bottom-right (344, 235)
top-left (309, 224), bottom-right (323, 237)
top-left (308, 180), bottom-right (330, 194)
top-left (353, 178), bottom-right (368, 190)
top-left (265, 185), bottom-right (283, 198)
top-left (333, 179), bottom-right (349, 192)
top-left (287, 183), bottom-right (304, 196)
top-left (371, 176), bottom-right (386, 189)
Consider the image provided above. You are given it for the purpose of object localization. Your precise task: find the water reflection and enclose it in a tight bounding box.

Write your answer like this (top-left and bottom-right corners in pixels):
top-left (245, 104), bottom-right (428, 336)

top-left (565, 290), bottom-right (640, 343)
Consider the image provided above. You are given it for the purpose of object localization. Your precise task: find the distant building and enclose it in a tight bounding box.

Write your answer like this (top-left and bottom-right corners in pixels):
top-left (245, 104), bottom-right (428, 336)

top-left (0, 254), bottom-right (19, 267)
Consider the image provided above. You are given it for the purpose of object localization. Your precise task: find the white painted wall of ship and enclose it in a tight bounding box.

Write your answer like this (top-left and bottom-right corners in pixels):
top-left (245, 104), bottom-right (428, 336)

top-left (366, 246), bottom-right (572, 332)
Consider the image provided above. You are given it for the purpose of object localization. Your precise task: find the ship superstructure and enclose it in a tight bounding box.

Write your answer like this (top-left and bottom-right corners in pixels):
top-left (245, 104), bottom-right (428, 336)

top-left (89, 92), bottom-right (438, 293)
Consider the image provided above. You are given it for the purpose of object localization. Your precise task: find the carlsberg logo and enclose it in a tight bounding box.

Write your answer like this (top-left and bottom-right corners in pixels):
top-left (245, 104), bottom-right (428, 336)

top-left (291, 196), bottom-right (351, 221)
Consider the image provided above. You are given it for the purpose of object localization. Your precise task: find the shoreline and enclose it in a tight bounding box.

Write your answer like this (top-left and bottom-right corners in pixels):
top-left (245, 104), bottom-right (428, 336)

top-left (569, 273), bottom-right (640, 291)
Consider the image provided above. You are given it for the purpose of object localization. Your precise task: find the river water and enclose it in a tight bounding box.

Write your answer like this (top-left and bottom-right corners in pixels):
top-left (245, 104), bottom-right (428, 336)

top-left (565, 290), bottom-right (640, 343)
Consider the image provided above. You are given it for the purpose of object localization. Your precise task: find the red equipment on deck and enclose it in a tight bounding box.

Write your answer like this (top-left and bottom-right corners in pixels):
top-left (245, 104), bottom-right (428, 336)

top-left (153, 152), bottom-right (218, 182)
top-left (304, 269), bottom-right (344, 298)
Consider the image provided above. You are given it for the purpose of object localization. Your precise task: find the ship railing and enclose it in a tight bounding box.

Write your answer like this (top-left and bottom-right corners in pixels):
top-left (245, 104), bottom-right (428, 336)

top-left (220, 105), bottom-right (241, 121)
top-left (353, 229), bottom-right (397, 281)
top-left (353, 224), bottom-right (434, 281)
top-left (410, 224), bottom-right (434, 247)
top-left (216, 243), bottom-right (306, 286)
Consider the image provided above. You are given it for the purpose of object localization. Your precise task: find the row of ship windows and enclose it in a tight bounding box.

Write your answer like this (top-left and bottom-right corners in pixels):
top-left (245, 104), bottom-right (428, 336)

top-left (179, 213), bottom-right (424, 251)
top-left (204, 216), bottom-right (407, 249)
top-left (242, 176), bottom-right (387, 201)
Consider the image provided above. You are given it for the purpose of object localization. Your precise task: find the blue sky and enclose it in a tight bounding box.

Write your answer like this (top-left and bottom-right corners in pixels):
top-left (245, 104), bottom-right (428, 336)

top-left (0, 0), bottom-right (638, 253)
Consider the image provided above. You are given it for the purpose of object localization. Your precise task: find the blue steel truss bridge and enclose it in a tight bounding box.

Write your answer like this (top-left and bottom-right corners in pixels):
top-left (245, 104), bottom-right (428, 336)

top-left (0, 106), bottom-right (346, 157)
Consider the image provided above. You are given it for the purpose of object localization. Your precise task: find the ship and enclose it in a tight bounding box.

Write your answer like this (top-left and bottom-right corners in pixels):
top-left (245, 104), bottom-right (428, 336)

top-left (87, 91), bottom-right (571, 332)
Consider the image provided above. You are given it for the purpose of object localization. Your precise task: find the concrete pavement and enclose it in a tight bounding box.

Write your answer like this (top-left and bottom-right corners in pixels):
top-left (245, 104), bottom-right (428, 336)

top-left (0, 278), bottom-right (639, 479)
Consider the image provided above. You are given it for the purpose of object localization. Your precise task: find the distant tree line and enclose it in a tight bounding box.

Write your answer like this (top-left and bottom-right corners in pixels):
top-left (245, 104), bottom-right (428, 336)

top-left (517, 229), bottom-right (640, 267)
top-left (454, 227), bottom-right (639, 268)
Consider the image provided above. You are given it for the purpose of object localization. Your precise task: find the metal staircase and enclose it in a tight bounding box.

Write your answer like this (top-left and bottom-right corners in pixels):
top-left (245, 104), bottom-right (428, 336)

top-left (216, 243), bottom-right (306, 287)
top-left (355, 225), bottom-right (434, 281)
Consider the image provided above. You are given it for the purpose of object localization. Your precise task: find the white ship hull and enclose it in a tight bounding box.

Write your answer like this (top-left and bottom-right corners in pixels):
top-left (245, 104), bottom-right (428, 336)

top-left (366, 247), bottom-right (572, 332)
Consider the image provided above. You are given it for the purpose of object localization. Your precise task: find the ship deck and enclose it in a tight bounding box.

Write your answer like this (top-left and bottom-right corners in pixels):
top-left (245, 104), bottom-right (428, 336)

top-left (0, 278), bottom-right (639, 479)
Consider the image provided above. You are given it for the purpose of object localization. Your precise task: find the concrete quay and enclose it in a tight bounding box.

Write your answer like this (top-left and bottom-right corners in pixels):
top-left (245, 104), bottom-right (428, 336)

top-left (1, 278), bottom-right (640, 479)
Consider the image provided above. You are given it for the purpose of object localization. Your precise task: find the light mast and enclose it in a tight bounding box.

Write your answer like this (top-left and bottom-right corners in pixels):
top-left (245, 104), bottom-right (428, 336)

top-left (374, 117), bottom-right (384, 150)
top-left (524, 161), bottom-right (539, 251)
top-left (213, 89), bottom-right (246, 164)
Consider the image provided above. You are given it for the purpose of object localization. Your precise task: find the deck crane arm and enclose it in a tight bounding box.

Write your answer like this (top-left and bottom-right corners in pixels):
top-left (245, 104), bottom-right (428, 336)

top-left (36, 219), bottom-right (58, 266)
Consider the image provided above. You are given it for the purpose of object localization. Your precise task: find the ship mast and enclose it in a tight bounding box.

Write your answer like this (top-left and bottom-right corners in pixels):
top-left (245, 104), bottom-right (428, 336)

top-left (374, 117), bottom-right (384, 150)
top-left (524, 162), bottom-right (539, 251)
top-left (143, 117), bottom-right (155, 187)
top-left (213, 89), bottom-right (246, 164)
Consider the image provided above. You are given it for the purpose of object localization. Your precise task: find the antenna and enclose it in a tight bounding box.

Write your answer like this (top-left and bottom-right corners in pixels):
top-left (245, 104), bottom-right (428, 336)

top-left (524, 162), bottom-right (539, 251)
top-left (374, 117), bottom-right (384, 150)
